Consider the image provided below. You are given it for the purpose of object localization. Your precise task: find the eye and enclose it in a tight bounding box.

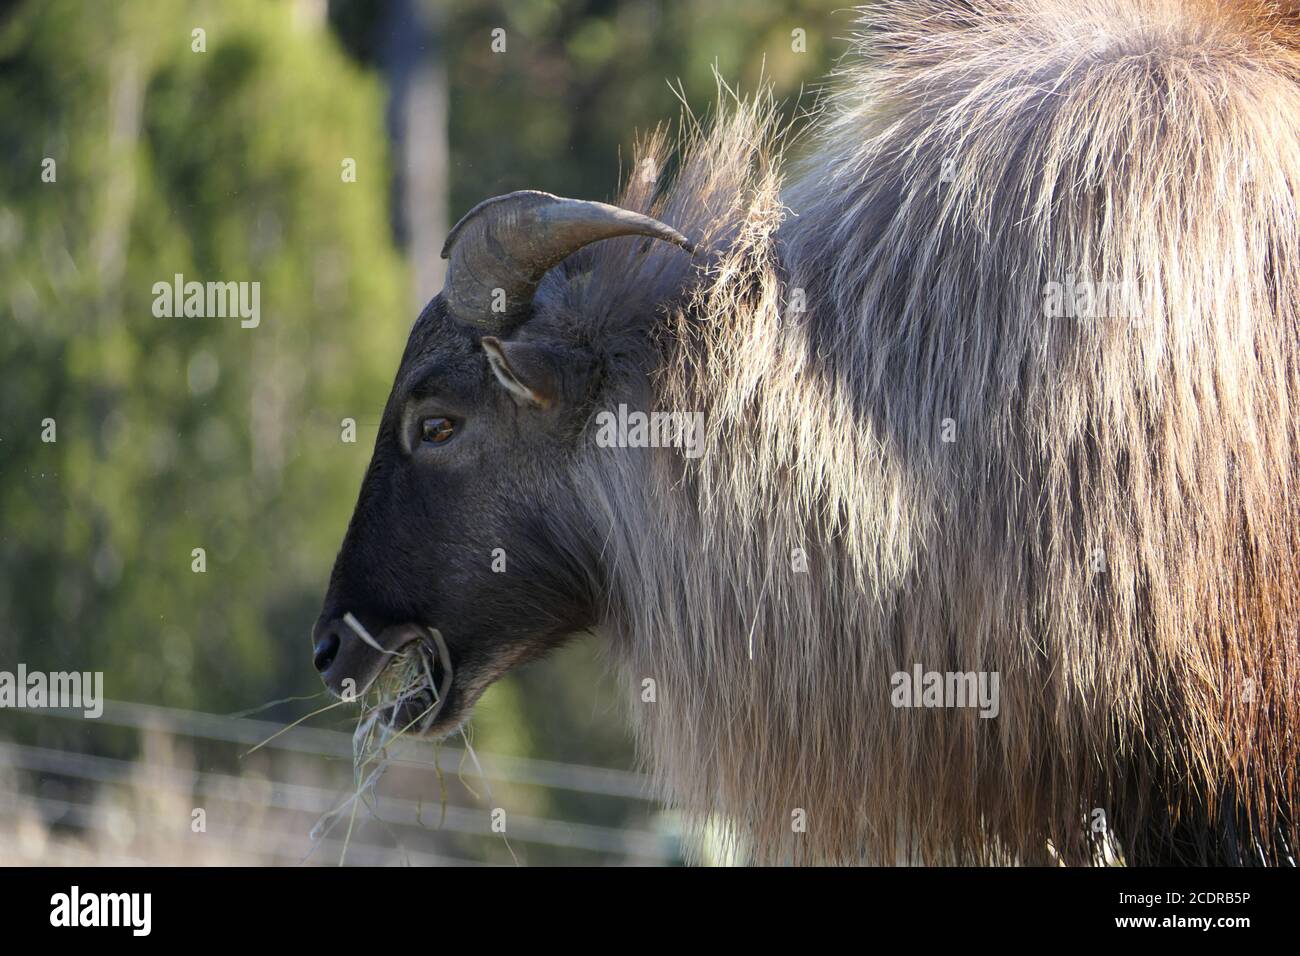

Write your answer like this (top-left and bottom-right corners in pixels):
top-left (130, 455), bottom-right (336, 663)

top-left (420, 417), bottom-right (456, 445)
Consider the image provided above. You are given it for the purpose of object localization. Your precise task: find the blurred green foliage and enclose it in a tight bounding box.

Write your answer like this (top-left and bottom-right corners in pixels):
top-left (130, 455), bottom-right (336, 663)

top-left (1, 0), bottom-right (840, 858)
top-left (425, 0), bottom-right (837, 212)
top-left (0, 0), bottom-right (407, 717)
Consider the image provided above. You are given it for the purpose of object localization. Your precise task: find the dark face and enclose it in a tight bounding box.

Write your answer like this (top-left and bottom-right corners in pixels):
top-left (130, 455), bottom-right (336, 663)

top-left (310, 187), bottom-right (693, 735)
top-left (311, 295), bottom-right (602, 736)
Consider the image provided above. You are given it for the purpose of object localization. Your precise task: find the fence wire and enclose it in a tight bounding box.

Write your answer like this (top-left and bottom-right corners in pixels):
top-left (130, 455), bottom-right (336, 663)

top-left (0, 698), bottom-right (681, 866)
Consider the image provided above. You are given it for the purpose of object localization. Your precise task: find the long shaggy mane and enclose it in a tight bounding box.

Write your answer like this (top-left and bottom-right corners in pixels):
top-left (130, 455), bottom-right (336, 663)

top-left (565, 0), bottom-right (1300, 864)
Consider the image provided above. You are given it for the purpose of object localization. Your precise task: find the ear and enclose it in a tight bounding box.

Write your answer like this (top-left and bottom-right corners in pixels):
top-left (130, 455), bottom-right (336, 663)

top-left (481, 336), bottom-right (560, 409)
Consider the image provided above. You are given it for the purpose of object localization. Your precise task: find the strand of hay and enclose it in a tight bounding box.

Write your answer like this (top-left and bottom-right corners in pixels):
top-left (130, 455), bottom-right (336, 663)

top-left (225, 691), bottom-right (329, 720)
top-left (242, 697), bottom-right (349, 758)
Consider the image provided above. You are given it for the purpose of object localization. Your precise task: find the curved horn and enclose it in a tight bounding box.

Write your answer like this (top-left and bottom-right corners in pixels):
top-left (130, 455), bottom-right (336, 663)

top-left (440, 190), bottom-right (695, 331)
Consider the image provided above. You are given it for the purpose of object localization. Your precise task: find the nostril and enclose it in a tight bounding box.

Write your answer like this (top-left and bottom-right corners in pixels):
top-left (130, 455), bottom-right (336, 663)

top-left (313, 631), bottom-right (340, 673)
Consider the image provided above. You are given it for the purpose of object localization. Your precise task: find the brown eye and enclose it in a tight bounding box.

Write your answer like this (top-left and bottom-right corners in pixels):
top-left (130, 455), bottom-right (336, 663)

top-left (421, 417), bottom-right (456, 445)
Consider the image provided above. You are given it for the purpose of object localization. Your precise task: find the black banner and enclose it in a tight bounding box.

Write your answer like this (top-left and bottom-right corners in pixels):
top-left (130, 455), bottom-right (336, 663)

top-left (0, 866), bottom-right (1287, 942)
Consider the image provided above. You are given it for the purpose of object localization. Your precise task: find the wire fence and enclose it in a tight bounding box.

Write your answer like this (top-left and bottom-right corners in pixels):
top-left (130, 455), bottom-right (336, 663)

top-left (0, 698), bottom-right (683, 866)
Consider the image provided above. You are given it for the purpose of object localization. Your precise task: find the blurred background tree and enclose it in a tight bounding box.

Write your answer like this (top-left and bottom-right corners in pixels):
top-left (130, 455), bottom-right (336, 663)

top-left (0, 0), bottom-right (840, 862)
top-left (0, 0), bottom-right (409, 727)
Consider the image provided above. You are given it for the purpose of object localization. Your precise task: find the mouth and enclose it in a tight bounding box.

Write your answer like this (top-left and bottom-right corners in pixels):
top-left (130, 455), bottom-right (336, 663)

top-left (344, 618), bottom-right (462, 738)
top-left (373, 631), bottom-right (457, 735)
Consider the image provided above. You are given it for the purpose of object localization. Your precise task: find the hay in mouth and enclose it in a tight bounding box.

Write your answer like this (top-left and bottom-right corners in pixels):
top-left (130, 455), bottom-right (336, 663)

top-left (308, 619), bottom-right (454, 863)
top-left (309, 617), bottom-right (515, 864)
top-left (344, 615), bottom-right (454, 734)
